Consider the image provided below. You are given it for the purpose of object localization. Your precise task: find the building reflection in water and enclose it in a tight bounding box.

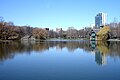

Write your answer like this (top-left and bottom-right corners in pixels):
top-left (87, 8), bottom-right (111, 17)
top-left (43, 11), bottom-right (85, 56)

top-left (95, 50), bottom-right (106, 66)
top-left (90, 41), bottom-right (109, 66)
top-left (0, 41), bottom-right (120, 66)
top-left (90, 41), bottom-right (109, 65)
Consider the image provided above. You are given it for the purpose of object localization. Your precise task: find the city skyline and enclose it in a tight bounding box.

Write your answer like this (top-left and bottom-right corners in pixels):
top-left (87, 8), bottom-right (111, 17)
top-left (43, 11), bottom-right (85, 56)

top-left (0, 0), bottom-right (120, 30)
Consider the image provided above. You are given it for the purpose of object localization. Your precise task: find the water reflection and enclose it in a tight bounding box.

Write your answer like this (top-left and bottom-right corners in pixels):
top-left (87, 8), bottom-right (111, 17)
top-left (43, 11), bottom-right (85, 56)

top-left (0, 41), bottom-right (120, 65)
top-left (90, 41), bottom-right (109, 66)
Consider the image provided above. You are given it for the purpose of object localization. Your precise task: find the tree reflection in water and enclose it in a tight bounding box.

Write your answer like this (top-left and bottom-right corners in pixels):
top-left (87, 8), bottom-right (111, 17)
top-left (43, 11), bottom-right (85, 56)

top-left (0, 41), bottom-right (120, 65)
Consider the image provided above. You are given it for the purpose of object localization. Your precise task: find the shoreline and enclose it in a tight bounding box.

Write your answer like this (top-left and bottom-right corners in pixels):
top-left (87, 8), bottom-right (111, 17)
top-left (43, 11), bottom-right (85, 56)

top-left (0, 39), bottom-right (120, 42)
top-left (107, 39), bottom-right (120, 41)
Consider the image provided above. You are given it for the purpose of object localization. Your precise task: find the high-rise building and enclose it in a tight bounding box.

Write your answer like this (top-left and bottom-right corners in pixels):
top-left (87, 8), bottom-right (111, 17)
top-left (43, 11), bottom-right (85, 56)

top-left (95, 12), bottom-right (107, 28)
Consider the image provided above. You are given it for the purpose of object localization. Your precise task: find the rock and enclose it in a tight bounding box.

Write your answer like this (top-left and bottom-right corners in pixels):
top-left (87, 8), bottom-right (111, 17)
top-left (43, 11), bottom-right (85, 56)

top-left (21, 35), bottom-right (36, 41)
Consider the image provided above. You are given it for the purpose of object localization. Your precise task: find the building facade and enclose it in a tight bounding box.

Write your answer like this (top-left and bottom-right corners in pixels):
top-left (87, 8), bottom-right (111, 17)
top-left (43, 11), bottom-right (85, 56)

top-left (89, 29), bottom-right (100, 41)
top-left (56, 28), bottom-right (62, 38)
top-left (95, 12), bottom-right (107, 28)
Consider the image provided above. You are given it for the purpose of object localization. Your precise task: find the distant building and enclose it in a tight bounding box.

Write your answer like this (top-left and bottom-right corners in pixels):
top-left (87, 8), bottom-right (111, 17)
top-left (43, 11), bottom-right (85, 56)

top-left (56, 28), bottom-right (62, 33)
top-left (56, 28), bottom-right (62, 38)
top-left (89, 23), bottom-right (95, 29)
top-left (89, 29), bottom-right (100, 41)
top-left (95, 12), bottom-right (107, 28)
top-left (89, 30), bottom-right (96, 41)
top-left (44, 28), bottom-right (49, 31)
top-left (44, 28), bottom-right (49, 38)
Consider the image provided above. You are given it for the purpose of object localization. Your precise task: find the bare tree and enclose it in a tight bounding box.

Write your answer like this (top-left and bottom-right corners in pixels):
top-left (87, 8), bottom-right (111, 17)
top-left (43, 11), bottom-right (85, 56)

top-left (32, 28), bottom-right (48, 40)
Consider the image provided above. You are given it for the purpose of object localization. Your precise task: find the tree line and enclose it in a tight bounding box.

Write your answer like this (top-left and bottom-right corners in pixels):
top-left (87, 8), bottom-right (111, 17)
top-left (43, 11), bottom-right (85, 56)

top-left (0, 17), bottom-right (48, 40)
top-left (108, 22), bottom-right (120, 39)
top-left (0, 16), bottom-right (120, 40)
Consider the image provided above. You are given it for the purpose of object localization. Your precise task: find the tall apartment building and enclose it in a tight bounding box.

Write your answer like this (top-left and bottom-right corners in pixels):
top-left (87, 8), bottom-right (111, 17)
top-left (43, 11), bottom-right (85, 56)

top-left (95, 12), bottom-right (107, 28)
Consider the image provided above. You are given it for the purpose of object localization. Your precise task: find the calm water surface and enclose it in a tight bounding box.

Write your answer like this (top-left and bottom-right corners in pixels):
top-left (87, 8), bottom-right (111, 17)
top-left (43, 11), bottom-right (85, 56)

top-left (0, 41), bottom-right (120, 80)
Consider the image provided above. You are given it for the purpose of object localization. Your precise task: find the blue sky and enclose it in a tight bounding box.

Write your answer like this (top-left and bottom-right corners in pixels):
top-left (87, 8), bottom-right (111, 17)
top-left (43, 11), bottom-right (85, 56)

top-left (0, 0), bottom-right (120, 30)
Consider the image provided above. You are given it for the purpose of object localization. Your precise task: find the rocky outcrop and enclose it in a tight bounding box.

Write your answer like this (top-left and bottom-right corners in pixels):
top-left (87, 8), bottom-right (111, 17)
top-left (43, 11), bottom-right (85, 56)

top-left (21, 35), bottom-right (36, 41)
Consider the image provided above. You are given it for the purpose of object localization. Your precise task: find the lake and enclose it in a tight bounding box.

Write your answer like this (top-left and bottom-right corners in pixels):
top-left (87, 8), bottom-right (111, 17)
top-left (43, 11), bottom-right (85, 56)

top-left (0, 40), bottom-right (120, 80)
